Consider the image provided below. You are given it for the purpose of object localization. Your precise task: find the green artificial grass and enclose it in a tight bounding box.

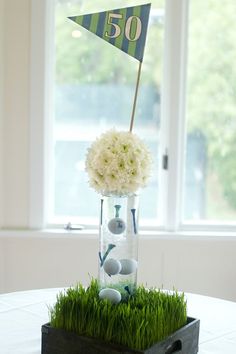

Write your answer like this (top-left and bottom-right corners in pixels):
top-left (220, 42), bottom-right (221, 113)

top-left (49, 279), bottom-right (187, 351)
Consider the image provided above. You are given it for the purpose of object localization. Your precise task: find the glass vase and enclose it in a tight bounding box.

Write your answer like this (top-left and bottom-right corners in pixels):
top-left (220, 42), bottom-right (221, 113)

top-left (98, 194), bottom-right (139, 303)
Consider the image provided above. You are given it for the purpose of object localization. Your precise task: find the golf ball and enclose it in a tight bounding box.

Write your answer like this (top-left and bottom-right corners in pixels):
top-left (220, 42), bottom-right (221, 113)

top-left (103, 258), bottom-right (122, 276)
top-left (119, 258), bottom-right (138, 275)
top-left (99, 288), bottom-right (121, 304)
top-left (108, 218), bottom-right (126, 234)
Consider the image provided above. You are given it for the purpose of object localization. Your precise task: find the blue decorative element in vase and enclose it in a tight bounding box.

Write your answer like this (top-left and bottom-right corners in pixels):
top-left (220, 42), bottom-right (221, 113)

top-left (124, 285), bottom-right (131, 295)
top-left (100, 199), bottom-right (104, 225)
top-left (99, 243), bottom-right (116, 267)
top-left (108, 204), bottom-right (126, 234)
top-left (114, 205), bottom-right (121, 217)
top-left (131, 208), bottom-right (137, 234)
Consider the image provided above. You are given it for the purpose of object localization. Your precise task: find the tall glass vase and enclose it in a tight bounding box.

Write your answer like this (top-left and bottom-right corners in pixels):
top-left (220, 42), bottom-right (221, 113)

top-left (98, 194), bottom-right (139, 303)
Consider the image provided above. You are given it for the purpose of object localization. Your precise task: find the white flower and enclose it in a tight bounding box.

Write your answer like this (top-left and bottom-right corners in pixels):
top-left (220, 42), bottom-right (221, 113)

top-left (85, 130), bottom-right (152, 195)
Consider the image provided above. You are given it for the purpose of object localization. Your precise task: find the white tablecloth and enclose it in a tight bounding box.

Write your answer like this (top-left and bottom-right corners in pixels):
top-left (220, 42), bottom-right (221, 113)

top-left (0, 288), bottom-right (236, 353)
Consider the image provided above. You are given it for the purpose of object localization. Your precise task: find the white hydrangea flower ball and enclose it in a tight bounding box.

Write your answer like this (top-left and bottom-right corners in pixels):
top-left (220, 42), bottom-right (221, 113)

top-left (85, 130), bottom-right (152, 195)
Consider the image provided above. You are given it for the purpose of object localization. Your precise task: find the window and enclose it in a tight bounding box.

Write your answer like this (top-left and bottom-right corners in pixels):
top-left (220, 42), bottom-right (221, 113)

top-left (184, 0), bottom-right (236, 224)
top-left (38, 0), bottom-right (236, 231)
top-left (49, 0), bottom-right (164, 227)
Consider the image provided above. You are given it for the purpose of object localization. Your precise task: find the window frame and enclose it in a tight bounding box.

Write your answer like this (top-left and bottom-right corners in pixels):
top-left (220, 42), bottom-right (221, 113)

top-left (161, 0), bottom-right (189, 231)
top-left (30, 0), bottom-right (55, 229)
top-left (0, 0), bottom-right (5, 229)
top-left (30, 0), bottom-right (236, 233)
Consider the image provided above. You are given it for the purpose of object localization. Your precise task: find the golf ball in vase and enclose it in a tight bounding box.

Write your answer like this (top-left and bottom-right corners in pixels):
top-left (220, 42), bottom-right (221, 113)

top-left (120, 258), bottom-right (138, 275)
top-left (103, 258), bottom-right (122, 276)
top-left (108, 217), bottom-right (126, 234)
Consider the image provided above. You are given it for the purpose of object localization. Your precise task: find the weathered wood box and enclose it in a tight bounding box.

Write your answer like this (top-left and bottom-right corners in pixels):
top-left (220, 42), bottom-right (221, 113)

top-left (41, 316), bottom-right (200, 354)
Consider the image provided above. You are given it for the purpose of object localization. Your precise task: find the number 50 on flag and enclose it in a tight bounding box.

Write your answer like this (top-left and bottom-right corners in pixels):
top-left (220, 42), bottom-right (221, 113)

top-left (105, 13), bottom-right (142, 41)
top-left (69, 3), bottom-right (151, 62)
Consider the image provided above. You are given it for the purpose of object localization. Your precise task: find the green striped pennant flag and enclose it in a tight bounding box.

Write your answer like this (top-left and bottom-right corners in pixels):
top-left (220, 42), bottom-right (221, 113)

top-left (68, 3), bottom-right (151, 62)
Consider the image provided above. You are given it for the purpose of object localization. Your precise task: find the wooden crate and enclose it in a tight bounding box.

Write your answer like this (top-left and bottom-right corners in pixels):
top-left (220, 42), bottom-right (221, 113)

top-left (41, 316), bottom-right (200, 354)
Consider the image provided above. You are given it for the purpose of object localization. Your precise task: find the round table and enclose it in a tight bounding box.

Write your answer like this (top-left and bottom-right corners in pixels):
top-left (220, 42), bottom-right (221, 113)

top-left (0, 288), bottom-right (236, 353)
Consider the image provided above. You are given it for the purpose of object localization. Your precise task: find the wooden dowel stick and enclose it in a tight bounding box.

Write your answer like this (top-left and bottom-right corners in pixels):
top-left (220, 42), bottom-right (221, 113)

top-left (129, 61), bottom-right (143, 133)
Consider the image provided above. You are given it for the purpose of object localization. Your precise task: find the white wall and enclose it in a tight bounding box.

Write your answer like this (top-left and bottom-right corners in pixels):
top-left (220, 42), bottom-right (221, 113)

top-left (2, 0), bottom-right (30, 228)
top-left (0, 0), bottom-right (5, 228)
top-left (0, 233), bottom-right (236, 302)
top-left (0, 235), bottom-right (98, 292)
top-left (0, 0), bottom-right (236, 302)
top-left (138, 237), bottom-right (236, 301)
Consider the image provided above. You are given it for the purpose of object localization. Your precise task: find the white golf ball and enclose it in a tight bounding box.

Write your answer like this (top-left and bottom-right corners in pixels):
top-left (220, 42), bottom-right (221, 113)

top-left (103, 258), bottom-right (122, 276)
top-left (108, 218), bottom-right (126, 234)
top-left (99, 288), bottom-right (121, 304)
top-left (119, 259), bottom-right (138, 275)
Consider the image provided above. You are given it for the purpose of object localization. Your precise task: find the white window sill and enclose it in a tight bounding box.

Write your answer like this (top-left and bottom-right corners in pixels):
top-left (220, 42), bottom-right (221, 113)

top-left (0, 229), bottom-right (236, 241)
